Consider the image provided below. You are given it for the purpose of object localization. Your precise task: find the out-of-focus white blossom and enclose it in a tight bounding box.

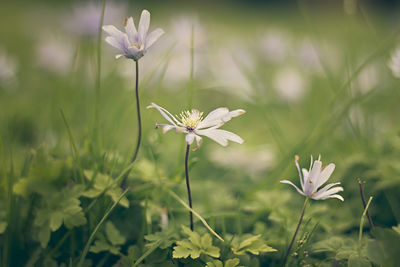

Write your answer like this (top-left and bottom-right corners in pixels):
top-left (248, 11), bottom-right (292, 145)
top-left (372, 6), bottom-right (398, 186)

top-left (260, 29), bottom-right (291, 63)
top-left (209, 146), bottom-right (275, 176)
top-left (0, 48), bottom-right (18, 87)
top-left (356, 65), bottom-right (379, 94)
top-left (388, 47), bottom-right (400, 78)
top-left (64, 1), bottom-right (126, 38)
top-left (36, 35), bottom-right (74, 75)
top-left (297, 39), bottom-right (322, 72)
top-left (209, 47), bottom-right (256, 101)
top-left (273, 68), bottom-right (307, 103)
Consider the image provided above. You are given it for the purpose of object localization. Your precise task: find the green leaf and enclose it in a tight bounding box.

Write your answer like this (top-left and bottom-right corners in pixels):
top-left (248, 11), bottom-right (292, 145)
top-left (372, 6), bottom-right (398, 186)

top-left (105, 221), bottom-right (126, 246)
top-left (231, 234), bottom-right (277, 255)
top-left (206, 258), bottom-right (242, 267)
top-left (205, 260), bottom-right (223, 267)
top-left (89, 240), bottom-right (120, 255)
top-left (38, 226), bottom-right (51, 248)
top-left (145, 229), bottom-right (179, 249)
top-left (348, 253), bottom-right (371, 267)
top-left (50, 211), bottom-right (63, 231)
top-left (173, 226), bottom-right (220, 259)
top-left (225, 258), bottom-right (243, 267)
top-left (0, 221), bottom-right (7, 234)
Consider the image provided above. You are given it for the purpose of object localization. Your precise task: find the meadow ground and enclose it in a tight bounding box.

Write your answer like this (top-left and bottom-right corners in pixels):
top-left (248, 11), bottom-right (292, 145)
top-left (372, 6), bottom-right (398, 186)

top-left (0, 1), bottom-right (400, 266)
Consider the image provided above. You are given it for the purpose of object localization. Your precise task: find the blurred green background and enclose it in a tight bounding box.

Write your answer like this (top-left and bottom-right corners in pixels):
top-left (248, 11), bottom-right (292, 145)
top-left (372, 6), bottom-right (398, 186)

top-left (1, 0), bottom-right (400, 266)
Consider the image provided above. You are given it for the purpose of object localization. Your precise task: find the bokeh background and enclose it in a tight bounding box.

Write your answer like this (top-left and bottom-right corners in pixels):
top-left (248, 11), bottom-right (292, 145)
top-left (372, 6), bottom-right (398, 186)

top-left (1, 0), bottom-right (400, 266)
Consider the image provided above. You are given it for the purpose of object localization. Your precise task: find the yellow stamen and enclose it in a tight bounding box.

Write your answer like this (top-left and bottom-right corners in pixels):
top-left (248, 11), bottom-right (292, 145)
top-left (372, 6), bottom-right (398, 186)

top-left (179, 110), bottom-right (203, 130)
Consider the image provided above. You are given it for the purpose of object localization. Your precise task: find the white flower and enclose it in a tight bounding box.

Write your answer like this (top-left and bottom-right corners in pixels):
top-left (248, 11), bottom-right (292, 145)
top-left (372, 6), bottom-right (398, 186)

top-left (103, 10), bottom-right (164, 61)
top-left (281, 155), bottom-right (344, 201)
top-left (147, 103), bottom-right (245, 151)
top-left (388, 47), bottom-right (400, 78)
top-left (36, 35), bottom-right (73, 75)
top-left (273, 68), bottom-right (307, 103)
top-left (64, 2), bottom-right (126, 37)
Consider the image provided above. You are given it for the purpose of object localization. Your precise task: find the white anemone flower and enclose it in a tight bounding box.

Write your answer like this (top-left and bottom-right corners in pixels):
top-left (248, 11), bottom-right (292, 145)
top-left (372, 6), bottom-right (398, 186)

top-left (147, 103), bottom-right (245, 151)
top-left (388, 46), bottom-right (400, 78)
top-left (281, 155), bottom-right (344, 201)
top-left (103, 10), bottom-right (164, 61)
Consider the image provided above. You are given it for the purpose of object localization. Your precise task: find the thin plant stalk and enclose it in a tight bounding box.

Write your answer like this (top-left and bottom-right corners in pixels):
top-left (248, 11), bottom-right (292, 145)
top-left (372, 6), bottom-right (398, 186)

top-left (282, 197), bottom-right (309, 267)
top-left (359, 196), bottom-right (373, 243)
top-left (94, 0), bottom-right (106, 149)
top-left (184, 144), bottom-right (194, 230)
top-left (358, 179), bottom-right (374, 229)
top-left (121, 60), bottom-right (141, 186)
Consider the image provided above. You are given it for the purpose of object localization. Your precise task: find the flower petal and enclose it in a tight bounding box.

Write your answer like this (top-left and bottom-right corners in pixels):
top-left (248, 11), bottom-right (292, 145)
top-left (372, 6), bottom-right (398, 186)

top-left (155, 124), bottom-right (184, 134)
top-left (145, 28), bottom-right (164, 50)
top-left (103, 25), bottom-right (125, 42)
top-left (124, 17), bottom-right (138, 43)
top-left (192, 135), bottom-right (203, 151)
top-left (147, 103), bottom-right (179, 126)
top-left (105, 36), bottom-right (124, 51)
top-left (197, 108), bottom-right (245, 129)
top-left (315, 163), bottom-right (335, 189)
top-left (280, 180), bottom-right (306, 196)
top-left (196, 129), bottom-right (244, 146)
top-left (185, 133), bottom-right (195, 145)
top-left (138, 10), bottom-right (150, 43)
top-left (321, 194), bottom-right (344, 201)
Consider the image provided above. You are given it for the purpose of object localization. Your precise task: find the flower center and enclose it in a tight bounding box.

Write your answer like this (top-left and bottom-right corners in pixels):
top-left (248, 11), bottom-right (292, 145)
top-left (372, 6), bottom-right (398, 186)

top-left (179, 110), bottom-right (203, 131)
top-left (131, 42), bottom-right (142, 49)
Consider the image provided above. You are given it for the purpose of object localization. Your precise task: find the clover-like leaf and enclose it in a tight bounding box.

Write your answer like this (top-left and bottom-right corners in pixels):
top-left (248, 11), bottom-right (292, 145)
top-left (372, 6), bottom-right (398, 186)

top-left (173, 226), bottom-right (220, 259)
top-left (89, 240), bottom-right (121, 255)
top-left (231, 234), bottom-right (276, 255)
top-left (105, 221), bottom-right (126, 246)
top-left (206, 258), bottom-right (243, 267)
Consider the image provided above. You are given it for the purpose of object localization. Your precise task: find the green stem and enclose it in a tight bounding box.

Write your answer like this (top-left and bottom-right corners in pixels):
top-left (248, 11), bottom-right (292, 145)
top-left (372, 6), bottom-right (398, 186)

top-left (121, 60), bottom-right (141, 186)
top-left (359, 196), bottom-right (373, 243)
top-left (282, 197), bottom-right (309, 267)
top-left (77, 189), bottom-right (129, 267)
top-left (184, 144), bottom-right (194, 231)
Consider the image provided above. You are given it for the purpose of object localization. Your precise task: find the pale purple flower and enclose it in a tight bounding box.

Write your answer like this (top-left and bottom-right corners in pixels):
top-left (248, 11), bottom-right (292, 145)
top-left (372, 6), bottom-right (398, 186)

top-left (103, 10), bottom-right (164, 61)
top-left (64, 2), bottom-right (126, 37)
top-left (260, 29), bottom-right (290, 63)
top-left (281, 155), bottom-right (344, 201)
top-left (147, 103), bottom-right (245, 151)
top-left (388, 46), bottom-right (400, 78)
top-left (36, 35), bottom-right (73, 75)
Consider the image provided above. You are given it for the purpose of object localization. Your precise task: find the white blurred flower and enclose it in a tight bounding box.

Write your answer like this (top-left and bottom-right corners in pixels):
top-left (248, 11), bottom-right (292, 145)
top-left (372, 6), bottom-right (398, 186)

top-left (210, 48), bottom-right (255, 101)
top-left (273, 68), bottom-right (307, 102)
top-left (160, 207), bottom-right (168, 229)
top-left (281, 155), bottom-right (344, 201)
top-left (260, 29), bottom-right (290, 63)
top-left (209, 146), bottom-right (275, 176)
top-left (388, 47), bottom-right (400, 78)
top-left (147, 102), bottom-right (245, 151)
top-left (297, 39), bottom-right (321, 72)
top-left (0, 48), bottom-right (17, 87)
top-left (65, 1), bottom-right (126, 37)
top-left (36, 35), bottom-right (74, 75)
top-left (356, 65), bottom-right (379, 93)
top-left (103, 10), bottom-right (164, 61)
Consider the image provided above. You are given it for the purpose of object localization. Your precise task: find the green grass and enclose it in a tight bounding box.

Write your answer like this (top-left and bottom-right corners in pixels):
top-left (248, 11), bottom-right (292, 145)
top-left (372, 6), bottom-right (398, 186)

top-left (0, 1), bottom-right (400, 266)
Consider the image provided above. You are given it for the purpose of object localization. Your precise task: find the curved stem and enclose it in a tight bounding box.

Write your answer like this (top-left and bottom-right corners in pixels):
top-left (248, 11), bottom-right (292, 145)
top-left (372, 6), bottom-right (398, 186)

top-left (131, 60), bottom-right (141, 163)
top-left (184, 144), bottom-right (194, 230)
top-left (121, 60), bottom-right (141, 186)
top-left (282, 197), bottom-right (309, 267)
